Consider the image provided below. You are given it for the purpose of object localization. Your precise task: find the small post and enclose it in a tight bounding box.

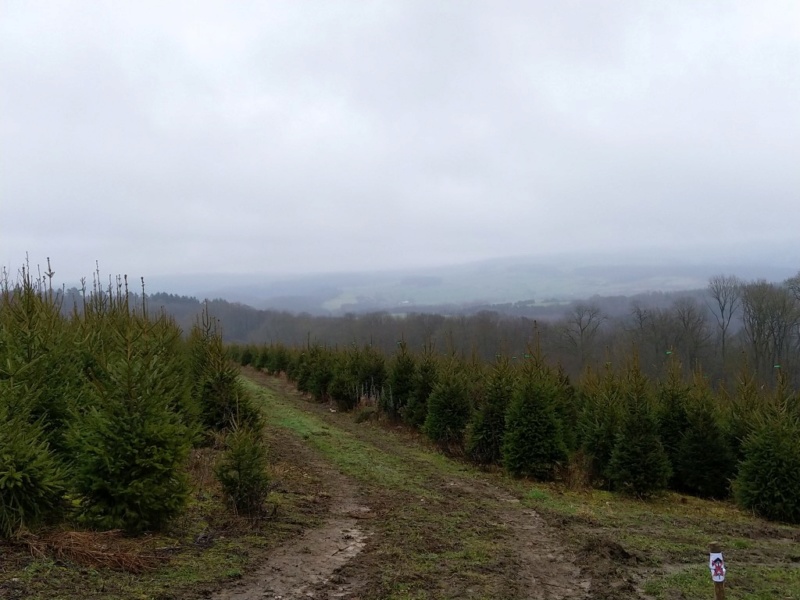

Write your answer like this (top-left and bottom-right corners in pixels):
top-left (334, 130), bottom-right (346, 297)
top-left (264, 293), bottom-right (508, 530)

top-left (709, 542), bottom-right (725, 600)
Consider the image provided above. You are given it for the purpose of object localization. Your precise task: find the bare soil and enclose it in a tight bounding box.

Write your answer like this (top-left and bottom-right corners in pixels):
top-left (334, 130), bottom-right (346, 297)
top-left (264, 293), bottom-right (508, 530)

top-left (213, 420), bottom-right (372, 600)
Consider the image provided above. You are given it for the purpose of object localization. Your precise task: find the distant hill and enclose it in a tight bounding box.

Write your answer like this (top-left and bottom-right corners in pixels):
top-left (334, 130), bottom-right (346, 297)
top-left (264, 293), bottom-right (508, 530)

top-left (145, 251), bottom-right (799, 316)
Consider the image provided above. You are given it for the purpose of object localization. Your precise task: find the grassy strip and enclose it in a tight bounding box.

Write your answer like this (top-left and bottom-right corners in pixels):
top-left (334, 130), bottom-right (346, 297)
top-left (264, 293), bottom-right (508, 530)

top-left (241, 378), bottom-right (477, 496)
top-left (242, 379), bottom-right (432, 495)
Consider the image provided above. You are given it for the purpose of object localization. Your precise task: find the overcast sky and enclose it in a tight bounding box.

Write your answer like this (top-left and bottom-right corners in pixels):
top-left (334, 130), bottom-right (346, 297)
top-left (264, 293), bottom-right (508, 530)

top-left (2, 1), bottom-right (799, 284)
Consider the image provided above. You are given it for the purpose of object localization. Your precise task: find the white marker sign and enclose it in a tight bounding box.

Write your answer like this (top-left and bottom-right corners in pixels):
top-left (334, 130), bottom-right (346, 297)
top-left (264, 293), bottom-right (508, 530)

top-left (709, 552), bottom-right (726, 582)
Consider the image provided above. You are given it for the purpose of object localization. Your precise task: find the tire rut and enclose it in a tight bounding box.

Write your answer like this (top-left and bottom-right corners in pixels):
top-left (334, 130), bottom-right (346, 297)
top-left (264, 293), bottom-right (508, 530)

top-left (213, 424), bottom-right (371, 600)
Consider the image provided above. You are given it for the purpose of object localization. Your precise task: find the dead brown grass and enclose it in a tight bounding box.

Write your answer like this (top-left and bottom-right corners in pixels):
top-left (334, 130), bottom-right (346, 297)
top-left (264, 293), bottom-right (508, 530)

top-left (23, 530), bottom-right (166, 573)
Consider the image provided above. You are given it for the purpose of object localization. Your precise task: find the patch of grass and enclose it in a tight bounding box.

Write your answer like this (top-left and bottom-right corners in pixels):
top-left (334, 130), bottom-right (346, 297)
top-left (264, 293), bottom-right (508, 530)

top-left (644, 564), bottom-right (800, 599)
top-left (524, 487), bottom-right (551, 502)
top-left (518, 480), bottom-right (800, 597)
top-left (243, 379), bottom-right (455, 496)
top-left (643, 565), bottom-right (707, 597)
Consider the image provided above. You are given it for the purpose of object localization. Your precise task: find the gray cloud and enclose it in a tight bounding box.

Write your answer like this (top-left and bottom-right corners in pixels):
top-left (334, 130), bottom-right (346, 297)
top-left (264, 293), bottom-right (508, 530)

top-left (2, 0), bottom-right (799, 284)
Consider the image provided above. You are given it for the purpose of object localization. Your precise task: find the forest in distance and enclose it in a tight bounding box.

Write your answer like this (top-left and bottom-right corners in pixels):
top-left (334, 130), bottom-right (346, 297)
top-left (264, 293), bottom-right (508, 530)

top-left (91, 269), bottom-right (800, 389)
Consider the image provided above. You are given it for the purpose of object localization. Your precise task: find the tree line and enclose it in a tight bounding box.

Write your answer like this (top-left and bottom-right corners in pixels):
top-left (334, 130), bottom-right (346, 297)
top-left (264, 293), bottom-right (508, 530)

top-left (145, 271), bottom-right (800, 390)
top-left (229, 337), bottom-right (800, 523)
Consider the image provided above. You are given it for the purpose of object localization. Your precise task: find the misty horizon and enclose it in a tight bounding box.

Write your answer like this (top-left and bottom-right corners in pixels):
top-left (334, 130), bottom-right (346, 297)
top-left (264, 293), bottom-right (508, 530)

top-left (3, 3), bottom-right (799, 285)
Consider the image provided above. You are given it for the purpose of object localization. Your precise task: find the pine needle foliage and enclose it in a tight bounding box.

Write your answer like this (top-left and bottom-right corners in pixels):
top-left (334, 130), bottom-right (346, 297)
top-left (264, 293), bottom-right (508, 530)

top-left (405, 346), bottom-right (438, 427)
top-left (553, 365), bottom-right (580, 453)
top-left (0, 397), bottom-right (66, 539)
top-left (384, 340), bottom-right (416, 421)
top-left (351, 344), bottom-right (387, 400)
top-left (656, 357), bottom-right (690, 487)
top-left (606, 361), bottom-right (671, 498)
top-left (502, 358), bottom-right (567, 480)
top-left (0, 266), bottom-right (83, 458)
top-left (576, 365), bottom-right (625, 484)
top-left (328, 351), bottom-right (358, 411)
top-left (0, 265), bottom-right (71, 538)
top-left (264, 343), bottom-right (291, 375)
top-left (725, 360), bottom-right (762, 463)
top-left (734, 405), bottom-right (800, 523)
top-left (424, 361), bottom-right (471, 450)
top-left (189, 309), bottom-right (260, 433)
top-left (215, 423), bottom-right (270, 515)
top-left (673, 373), bottom-right (735, 498)
top-left (306, 344), bottom-right (334, 402)
top-left (467, 357), bottom-right (514, 465)
top-left (69, 316), bottom-right (193, 533)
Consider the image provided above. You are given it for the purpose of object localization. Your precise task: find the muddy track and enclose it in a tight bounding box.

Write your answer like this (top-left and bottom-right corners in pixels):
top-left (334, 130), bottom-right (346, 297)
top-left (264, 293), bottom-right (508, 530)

top-left (216, 371), bottom-right (643, 600)
top-left (213, 420), bottom-right (372, 599)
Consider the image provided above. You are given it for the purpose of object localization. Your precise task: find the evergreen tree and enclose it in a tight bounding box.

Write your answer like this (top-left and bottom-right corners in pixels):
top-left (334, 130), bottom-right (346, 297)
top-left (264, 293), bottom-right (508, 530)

top-left (405, 347), bottom-right (438, 428)
top-left (725, 360), bottom-right (761, 463)
top-left (239, 345), bottom-right (254, 367)
top-left (266, 343), bottom-right (290, 375)
top-left (502, 360), bottom-right (567, 480)
top-left (734, 411), bottom-right (800, 523)
top-left (328, 351), bottom-right (357, 411)
top-left (467, 357), bottom-right (514, 465)
top-left (0, 269), bottom-right (84, 458)
top-left (384, 340), bottom-right (416, 421)
top-left (673, 373), bottom-right (735, 498)
top-left (424, 362), bottom-right (471, 450)
top-left (306, 344), bottom-right (334, 402)
top-left (0, 393), bottom-right (66, 539)
top-left (656, 357), bottom-right (690, 487)
top-left (69, 316), bottom-right (193, 533)
top-left (198, 337), bottom-right (262, 432)
top-left (188, 309), bottom-right (260, 433)
top-left (215, 424), bottom-right (270, 515)
top-left (606, 361), bottom-right (671, 498)
top-left (576, 365), bottom-right (625, 484)
top-left (553, 365), bottom-right (580, 453)
top-left (352, 344), bottom-right (387, 400)
top-left (254, 345), bottom-right (270, 370)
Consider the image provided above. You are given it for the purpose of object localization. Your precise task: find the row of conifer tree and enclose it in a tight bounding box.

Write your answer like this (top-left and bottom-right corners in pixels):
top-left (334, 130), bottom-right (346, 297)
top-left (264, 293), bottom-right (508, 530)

top-left (229, 339), bottom-right (800, 524)
top-left (0, 265), bottom-right (268, 539)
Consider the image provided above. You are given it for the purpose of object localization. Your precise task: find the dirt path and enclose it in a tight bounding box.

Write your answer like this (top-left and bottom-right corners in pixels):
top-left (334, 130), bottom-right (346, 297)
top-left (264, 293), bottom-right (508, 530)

top-left (215, 371), bottom-right (642, 599)
top-left (213, 420), bottom-right (372, 599)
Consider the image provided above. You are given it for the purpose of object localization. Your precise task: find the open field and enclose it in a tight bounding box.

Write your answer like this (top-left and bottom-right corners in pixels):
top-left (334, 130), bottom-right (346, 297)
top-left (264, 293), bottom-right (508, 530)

top-left (3, 369), bottom-right (800, 599)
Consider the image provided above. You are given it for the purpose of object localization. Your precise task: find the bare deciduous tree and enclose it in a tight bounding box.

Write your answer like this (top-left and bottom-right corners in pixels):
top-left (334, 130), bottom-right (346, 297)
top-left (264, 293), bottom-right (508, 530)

top-left (559, 302), bottom-right (605, 370)
top-left (671, 296), bottom-right (711, 369)
top-left (741, 280), bottom-right (800, 381)
top-left (707, 274), bottom-right (741, 369)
